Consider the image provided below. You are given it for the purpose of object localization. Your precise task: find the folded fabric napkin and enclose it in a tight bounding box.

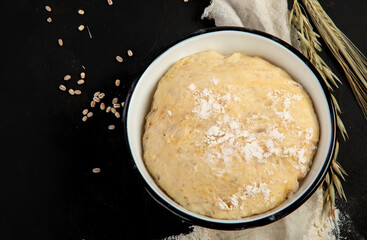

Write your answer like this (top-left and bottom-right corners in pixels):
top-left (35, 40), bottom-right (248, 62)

top-left (202, 0), bottom-right (292, 44)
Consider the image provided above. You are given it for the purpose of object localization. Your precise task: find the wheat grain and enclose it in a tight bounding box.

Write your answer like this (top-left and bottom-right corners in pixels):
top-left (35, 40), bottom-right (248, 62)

top-left (113, 103), bottom-right (120, 109)
top-left (100, 102), bottom-right (105, 110)
top-left (115, 79), bottom-right (120, 86)
top-left (116, 56), bottom-right (123, 63)
top-left (98, 93), bottom-right (105, 99)
top-left (77, 79), bottom-right (85, 85)
top-left (59, 85), bottom-right (66, 91)
top-left (58, 39), bottom-right (63, 47)
top-left (93, 96), bottom-right (100, 103)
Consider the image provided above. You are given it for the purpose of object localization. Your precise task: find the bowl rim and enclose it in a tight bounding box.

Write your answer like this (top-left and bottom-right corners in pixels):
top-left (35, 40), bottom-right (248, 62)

top-left (122, 26), bottom-right (336, 230)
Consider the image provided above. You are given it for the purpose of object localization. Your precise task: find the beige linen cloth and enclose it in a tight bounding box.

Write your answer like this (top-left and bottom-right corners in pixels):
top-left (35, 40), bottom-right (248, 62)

top-left (202, 0), bottom-right (300, 47)
top-left (165, 0), bottom-right (337, 239)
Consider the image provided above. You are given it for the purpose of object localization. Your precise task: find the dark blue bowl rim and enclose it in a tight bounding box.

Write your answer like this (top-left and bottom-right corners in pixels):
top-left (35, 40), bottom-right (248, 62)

top-left (122, 26), bottom-right (336, 230)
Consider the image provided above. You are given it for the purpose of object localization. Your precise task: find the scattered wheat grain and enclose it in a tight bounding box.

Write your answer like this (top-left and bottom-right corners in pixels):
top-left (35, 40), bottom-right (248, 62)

top-left (127, 50), bottom-right (133, 57)
top-left (98, 93), bottom-right (105, 99)
top-left (111, 107), bottom-right (116, 113)
top-left (91, 101), bottom-right (96, 108)
top-left (80, 72), bottom-right (85, 79)
top-left (78, 9), bottom-right (85, 15)
top-left (58, 39), bottom-right (63, 46)
top-left (100, 102), bottom-right (105, 110)
top-left (59, 85), bottom-right (66, 91)
top-left (113, 103), bottom-right (120, 108)
top-left (87, 112), bottom-right (93, 118)
top-left (115, 112), bottom-right (120, 118)
top-left (115, 79), bottom-right (120, 86)
top-left (112, 97), bottom-right (118, 104)
top-left (107, 0), bottom-right (113, 5)
top-left (77, 79), bottom-right (85, 85)
top-left (64, 75), bottom-right (71, 81)
top-left (82, 109), bottom-right (89, 115)
top-left (92, 168), bottom-right (100, 173)
top-left (74, 90), bottom-right (82, 95)
top-left (108, 125), bottom-right (115, 130)
top-left (45, 6), bottom-right (52, 12)
top-left (93, 96), bottom-right (100, 103)
top-left (116, 55), bottom-right (123, 63)
top-left (47, 17), bottom-right (52, 23)
top-left (69, 89), bottom-right (75, 95)
top-left (82, 116), bottom-right (88, 122)
top-left (106, 106), bottom-right (111, 113)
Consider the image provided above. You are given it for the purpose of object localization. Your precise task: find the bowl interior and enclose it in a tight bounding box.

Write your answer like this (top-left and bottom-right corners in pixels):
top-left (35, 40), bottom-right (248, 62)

top-left (126, 29), bottom-right (333, 225)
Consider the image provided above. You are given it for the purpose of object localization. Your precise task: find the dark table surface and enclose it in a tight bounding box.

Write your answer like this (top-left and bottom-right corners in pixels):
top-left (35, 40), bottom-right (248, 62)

top-left (1, 0), bottom-right (366, 239)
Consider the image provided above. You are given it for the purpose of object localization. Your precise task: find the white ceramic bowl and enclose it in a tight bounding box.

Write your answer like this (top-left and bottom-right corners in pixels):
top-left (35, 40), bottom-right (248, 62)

top-left (123, 27), bottom-right (336, 229)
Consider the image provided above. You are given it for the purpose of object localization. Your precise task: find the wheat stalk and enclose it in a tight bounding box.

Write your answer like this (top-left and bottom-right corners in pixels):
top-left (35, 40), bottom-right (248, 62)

top-left (323, 141), bottom-right (347, 218)
top-left (302, 0), bottom-right (367, 119)
top-left (289, 1), bottom-right (348, 140)
top-left (290, 0), bottom-right (348, 219)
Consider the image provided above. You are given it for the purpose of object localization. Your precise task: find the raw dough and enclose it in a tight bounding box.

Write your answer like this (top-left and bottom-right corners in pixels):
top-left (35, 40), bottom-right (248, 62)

top-left (143, 51), bottom-right (319, 219)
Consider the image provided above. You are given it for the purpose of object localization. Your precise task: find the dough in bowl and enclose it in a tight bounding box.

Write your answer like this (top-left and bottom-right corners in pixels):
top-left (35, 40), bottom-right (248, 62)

top-left (142, 51), bottom-right (319, 219)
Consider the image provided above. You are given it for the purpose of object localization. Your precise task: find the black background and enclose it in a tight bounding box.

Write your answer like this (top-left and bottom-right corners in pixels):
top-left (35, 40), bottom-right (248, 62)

top-left (1, 0), bottom-right (366, 239)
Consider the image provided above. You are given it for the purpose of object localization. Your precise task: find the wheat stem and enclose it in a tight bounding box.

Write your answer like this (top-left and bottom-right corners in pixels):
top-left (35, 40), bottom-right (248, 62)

top-left (302, 0), bottom-right (367, 119)
top-left (290, 0), bottom-right (348, 219)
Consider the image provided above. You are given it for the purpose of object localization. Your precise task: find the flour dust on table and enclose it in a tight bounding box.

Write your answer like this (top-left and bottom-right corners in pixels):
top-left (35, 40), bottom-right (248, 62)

top-left (165, 188), bottom-right (340, 240)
